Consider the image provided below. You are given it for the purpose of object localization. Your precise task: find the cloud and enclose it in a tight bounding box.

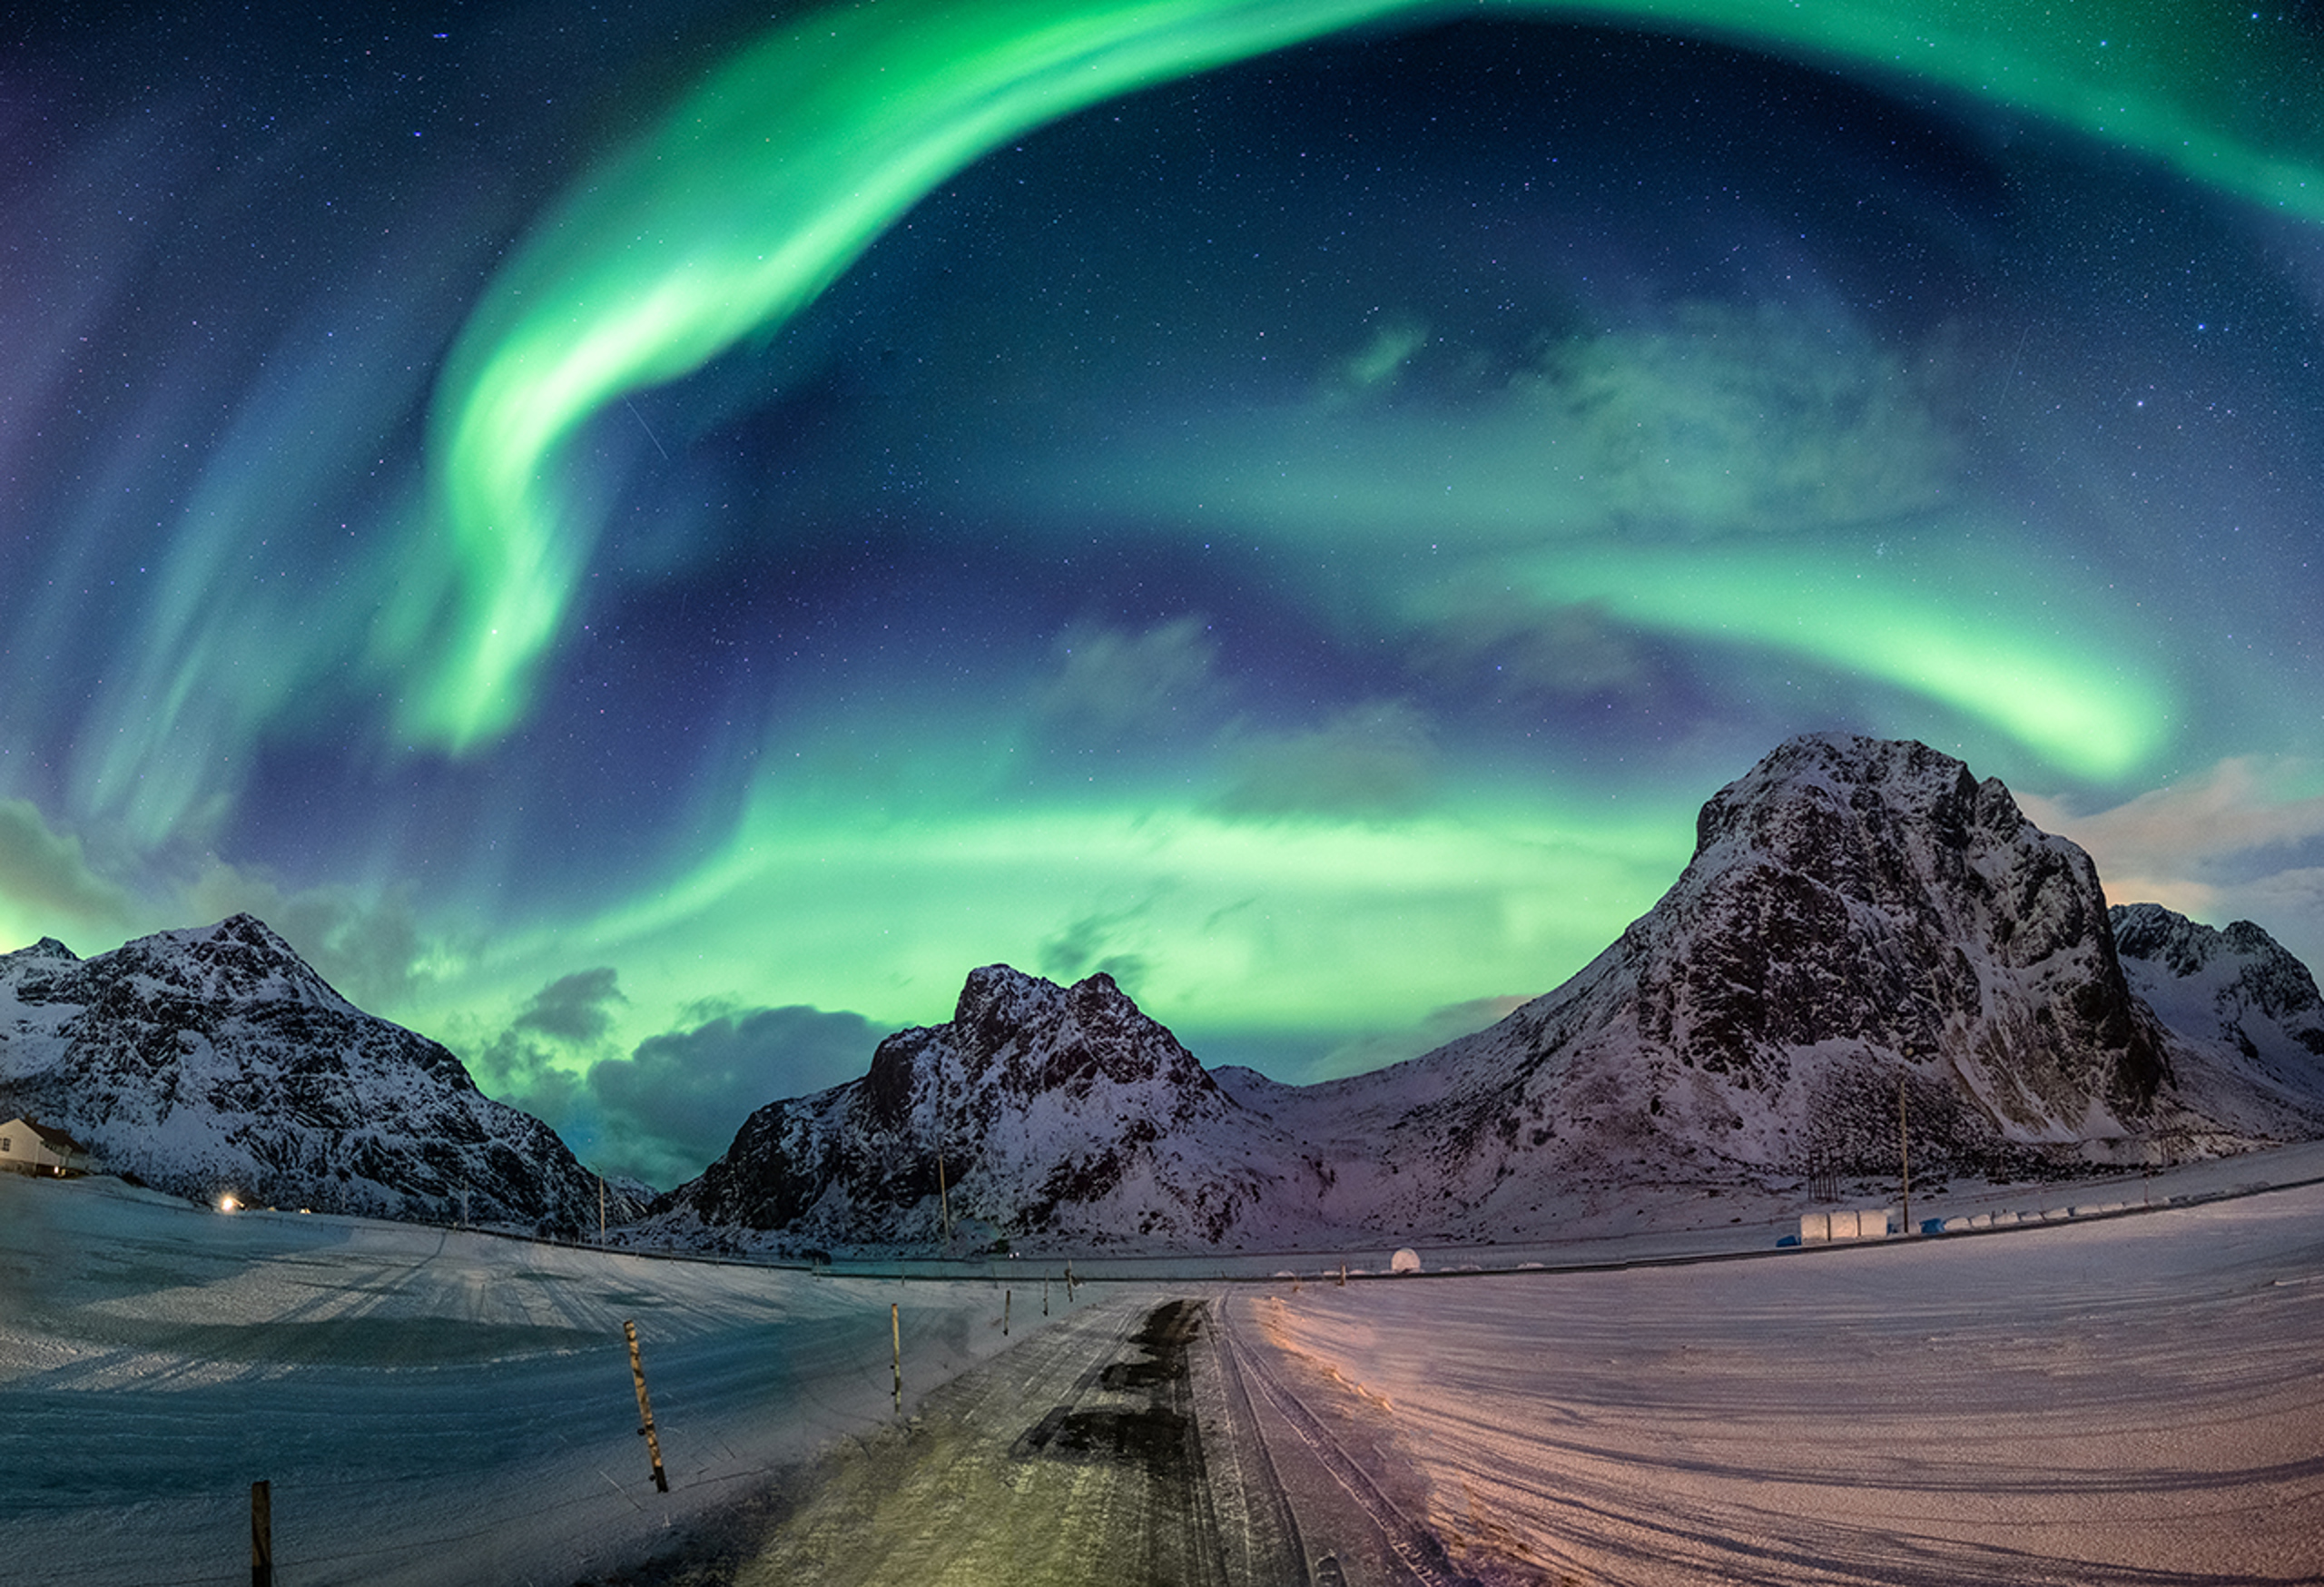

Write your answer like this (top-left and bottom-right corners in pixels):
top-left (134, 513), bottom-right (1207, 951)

top-left (513, 967), bottom-right (626, 1044)
top-left (1038, 905), bottom-right (1151, 996)
top-left (466, 969), bottom-right (628, 1140)
top-left (1409, 593), bottom-right (1657, 704)
top-left (2024, 756), bottom-right (2324, 968)
top-left (1522, 300), bottom-right (1958, 537)
top-left (1024, 299), bottom-right (1960, 552)
top-left (1034, 616), bottom-right (1219, 743)
top-left (1216, 701), bottom-right (1440, 822)
top-left (584, 1005), bottom-right (879, 1188)
top-left (2024, 758), bottom-right (2324, 877)
top-left (0, 798), bottom-right (135, 936)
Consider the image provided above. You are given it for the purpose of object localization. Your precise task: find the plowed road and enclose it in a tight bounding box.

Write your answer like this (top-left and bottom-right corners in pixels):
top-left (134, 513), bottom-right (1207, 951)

top-left (724, 1291), bottom-right (1464, 1587)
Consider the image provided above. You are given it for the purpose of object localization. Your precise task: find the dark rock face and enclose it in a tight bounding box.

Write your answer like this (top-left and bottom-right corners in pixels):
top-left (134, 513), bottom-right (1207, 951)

top-left (1640, 734), bottom-right (2171, 1128)
top-left (0, 914), bottom-right (606, 1226)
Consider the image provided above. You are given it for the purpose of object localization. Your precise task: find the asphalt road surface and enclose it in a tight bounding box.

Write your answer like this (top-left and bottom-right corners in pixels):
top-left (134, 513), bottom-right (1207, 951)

top-left (691, 1290), bottom-right (1472, 1587)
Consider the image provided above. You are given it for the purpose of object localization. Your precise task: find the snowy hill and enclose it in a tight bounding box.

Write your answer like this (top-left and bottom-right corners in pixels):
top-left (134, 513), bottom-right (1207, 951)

top-left (644, 965), bottom-right (1320, 1251)
top-left (2111, 902), bottom-right (2324, 1140)
top-left (0, 913), bottom-right (610, 1226)
top-left (640, 734), bottom-right (2324, 1254)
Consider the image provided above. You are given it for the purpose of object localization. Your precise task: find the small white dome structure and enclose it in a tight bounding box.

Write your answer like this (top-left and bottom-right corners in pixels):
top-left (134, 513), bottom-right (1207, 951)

top-left (1390, 1247), bottom-right (1423, 1274)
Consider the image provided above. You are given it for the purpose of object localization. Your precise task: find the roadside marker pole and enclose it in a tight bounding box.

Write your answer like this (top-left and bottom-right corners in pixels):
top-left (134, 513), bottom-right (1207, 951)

top-left (623, 1320), bottom-right (670, 1493)
top-left (891, 1302), bottom-right (902, 1412)
top-left (1003, 1288), bottom-right (1011, 1336)
top-left (1043, 1277), bottom-right (1049, 1316)
top-left (251, 1480), bottom-right (271, 1587)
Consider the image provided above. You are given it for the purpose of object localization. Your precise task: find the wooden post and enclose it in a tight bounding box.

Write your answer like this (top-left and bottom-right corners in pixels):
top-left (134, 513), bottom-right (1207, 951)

top-left (1003, 1288), bottom-right (1011, 1336)
top-left (891, 1302), bottom-right (902, 1412)
top-left (251, 1480), bottom-right (271, 1587)
top-left (623, 1320), bottom-right (669, 1493)
top-left (1042, 1277), bottom-right (1049, 1316)
top-left (1338, 1262), bottom-right (1346, 1288)
top-left (1897, 1075), bottom-right (1913, 1237)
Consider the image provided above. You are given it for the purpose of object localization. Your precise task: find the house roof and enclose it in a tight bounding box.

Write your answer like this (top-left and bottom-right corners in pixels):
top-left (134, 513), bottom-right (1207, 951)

top-left (2, 1117), bottom-right (88, 1154)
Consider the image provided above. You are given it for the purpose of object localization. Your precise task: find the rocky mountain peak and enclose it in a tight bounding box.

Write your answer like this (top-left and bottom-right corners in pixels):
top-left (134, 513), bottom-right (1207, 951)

top-left (640, 735), bottom-right (2324, 1255)
top-left (107, 912), bottom-right (352, 1011)
top-left (2111, 902), bottom-right (2324, 1023)
top-left (2110, 902), bottom-right (2324, 1121)
top-left (0, 913), bottom-right (606, 1227)
top-left (936, 963), bottom-right (1213, 1097)
top-left (659, 964), bottom-right (1259, 1248)
top-left (1691, 732), bottom-right (2029, 878)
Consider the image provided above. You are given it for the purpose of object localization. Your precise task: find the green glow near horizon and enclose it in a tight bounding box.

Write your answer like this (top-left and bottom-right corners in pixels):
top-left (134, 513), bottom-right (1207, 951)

top-left (397, 784), bottom-right (1697, 1060)
top-left (404, 0), bottom-right (2324, 752)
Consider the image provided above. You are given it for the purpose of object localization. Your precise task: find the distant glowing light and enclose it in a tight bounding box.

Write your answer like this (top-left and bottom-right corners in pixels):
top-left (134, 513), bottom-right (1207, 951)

top-left (217, 1194), bottom-right (241, 1214)
top-left (406, 0), bottom-right (2324, 751)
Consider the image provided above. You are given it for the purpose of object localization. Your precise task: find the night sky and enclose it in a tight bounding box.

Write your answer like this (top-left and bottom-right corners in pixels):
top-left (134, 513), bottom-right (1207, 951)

top-left (8, 1), bottom-right (2324, 1188)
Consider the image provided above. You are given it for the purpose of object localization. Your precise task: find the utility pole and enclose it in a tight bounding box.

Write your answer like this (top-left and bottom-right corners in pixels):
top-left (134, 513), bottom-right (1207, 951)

top-left (936, 1147), bottom-right (951, 1249)
top-left (935, 1045), bottom-right (953, 1250)
top-left (1897, 1074), bottom-right (1913, 1237)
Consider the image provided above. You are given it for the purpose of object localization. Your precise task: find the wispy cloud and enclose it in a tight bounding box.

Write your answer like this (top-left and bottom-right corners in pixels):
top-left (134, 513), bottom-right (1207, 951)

top-left (0, 799), bottom-right (136, 937)
top-left (2025, 756), bottom-right (2324, 965)
top-left (1216, 701), bottom-right (1440, 822)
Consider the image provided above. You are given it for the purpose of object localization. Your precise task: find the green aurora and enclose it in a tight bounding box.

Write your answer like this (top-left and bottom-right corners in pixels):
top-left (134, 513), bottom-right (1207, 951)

top-left (7, 1), bottom-right (2324, 1183)
top-left (411, 0), bottom-right (2320, 754)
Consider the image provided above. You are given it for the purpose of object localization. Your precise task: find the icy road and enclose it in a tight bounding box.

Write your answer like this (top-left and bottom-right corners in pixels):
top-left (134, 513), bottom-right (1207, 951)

top-left (3, 1158), bottom-right (2321, 1585)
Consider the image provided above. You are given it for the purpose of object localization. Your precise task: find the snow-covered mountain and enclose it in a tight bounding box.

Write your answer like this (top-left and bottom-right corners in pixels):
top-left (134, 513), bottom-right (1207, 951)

top-left (640, 734), bottom-right (2324, 1253)
top-left (2111, 902), bottom-right (2324, 1140)
top-left (0, 913), bottom-right (612, 1227)
top-left (645, 964), bottom-right (1315, 1251)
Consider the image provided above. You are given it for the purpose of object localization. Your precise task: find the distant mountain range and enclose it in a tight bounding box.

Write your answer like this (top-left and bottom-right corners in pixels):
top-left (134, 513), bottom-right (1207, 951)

top-left (0, 913), bottom-right (617, 1227)
top-left (7, 735), bottom-right (2321, 1249)
top-left (635, 734), bottom-right (2324, 1253)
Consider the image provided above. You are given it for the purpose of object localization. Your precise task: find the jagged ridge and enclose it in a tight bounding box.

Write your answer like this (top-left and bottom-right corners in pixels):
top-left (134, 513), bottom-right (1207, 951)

top-left (639, 734), bottom-right (2324, 1253)
top-left (0, 913), bottom-right (611, 1226)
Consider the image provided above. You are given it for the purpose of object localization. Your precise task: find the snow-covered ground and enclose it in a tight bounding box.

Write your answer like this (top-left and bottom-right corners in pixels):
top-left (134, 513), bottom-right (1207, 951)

top-left (6, 1145), bottom-right (2320, 1584)
top-left (0, 1177), bottom-right (1039, 1585)
top-left (1255, 1163), bottom-right (2324, 1583)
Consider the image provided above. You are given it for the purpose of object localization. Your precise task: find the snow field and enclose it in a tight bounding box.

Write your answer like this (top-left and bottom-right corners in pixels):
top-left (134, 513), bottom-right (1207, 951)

top-left (1250, 1180), bottom-right (2324, 1584)
top-left (0, 1176), bottom-right (1035, 1586)
top-left (7, 1147), bottom-right (2323, 1584)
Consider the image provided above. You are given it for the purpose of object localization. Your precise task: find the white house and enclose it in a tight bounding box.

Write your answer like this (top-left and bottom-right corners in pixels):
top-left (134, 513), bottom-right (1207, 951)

top-left (0, 1117), bottom-right (91, 1178)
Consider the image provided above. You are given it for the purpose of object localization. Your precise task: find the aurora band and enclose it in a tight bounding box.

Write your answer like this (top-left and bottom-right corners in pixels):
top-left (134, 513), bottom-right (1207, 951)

top-left (406, 0), bottom-right (2324, 760)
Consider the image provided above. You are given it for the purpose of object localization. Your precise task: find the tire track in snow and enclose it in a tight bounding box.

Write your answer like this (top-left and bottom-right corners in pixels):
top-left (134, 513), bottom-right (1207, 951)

top-left (1218, 1303), bottom-right (1480, 1587)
